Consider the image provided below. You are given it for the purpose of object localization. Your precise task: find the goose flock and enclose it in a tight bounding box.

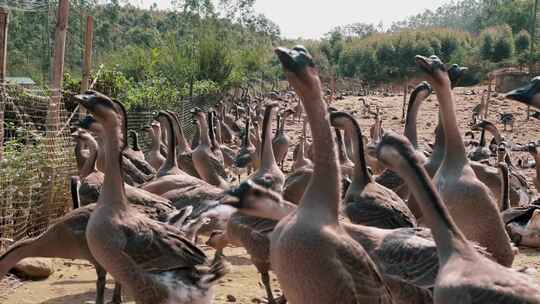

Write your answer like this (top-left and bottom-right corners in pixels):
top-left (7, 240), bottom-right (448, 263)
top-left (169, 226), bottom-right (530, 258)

top-left (3, 46), bottom-right (540, 304)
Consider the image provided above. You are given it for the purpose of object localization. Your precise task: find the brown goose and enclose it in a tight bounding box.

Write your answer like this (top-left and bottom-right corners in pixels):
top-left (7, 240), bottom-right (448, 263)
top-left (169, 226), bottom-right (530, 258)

top-left (78, 91), bottom-right (228, 304)
top-left (71, 129), bottom-right (104, 206)
top-left (0, 166), bottom-right (202, 304)
top-left (271, 46), bottom-right (393, 303)
top-left (234, 117), bottom-right (259, 171)
top-left (331, 111), bottom-right (416, 229)
top-left (376, 131), bottom-right (540, 303)
top-left (79, 115), bottom-right (153, 186)
top-left (191, 108), bottom-right (229, 189)
top-left (216, 101), bottom-right (235, 144)
top-left (210, 110), bottom-right (237, 169)
top-left (375, 81), bottom-right (432, 201)
top-left (335, 127), bottom-right (355, 177)
top-left (126, 130), bottom-right (146, 161)
top-left (248, 103), bottom-right (285, 192)
top-left (416, 54), bottom-right (513, 266)
top-left (155, 111), bottom-right (184, 177)
top-left (292, 117), bottom-right (312, 171)
top-left (144, 121), bottom-right (166, 171)
top-left (468, 121), bottom-right (491, 162)
top-left (272, 108), bottom-right (294, 170)
top-left (166, 111), bottom-right (200, 178)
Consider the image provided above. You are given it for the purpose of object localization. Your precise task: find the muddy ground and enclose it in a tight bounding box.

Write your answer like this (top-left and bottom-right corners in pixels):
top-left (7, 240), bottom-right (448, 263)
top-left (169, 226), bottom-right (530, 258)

top-left (3, 85), bottom-right (540, 303)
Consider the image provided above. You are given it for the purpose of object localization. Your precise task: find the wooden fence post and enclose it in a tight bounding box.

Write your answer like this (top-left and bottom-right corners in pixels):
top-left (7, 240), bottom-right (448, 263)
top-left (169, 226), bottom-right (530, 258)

top-left (47, 0), bottom-right (69, 131)
top-left (80, 15), bottom-right (93, 116)
top-left (0, 8), bottom-right (8, 161)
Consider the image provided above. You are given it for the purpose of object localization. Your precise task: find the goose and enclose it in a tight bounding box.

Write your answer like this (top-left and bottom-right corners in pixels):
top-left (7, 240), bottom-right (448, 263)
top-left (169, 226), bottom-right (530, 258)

top-left (248, 103), bottom-right (285, 192)
top-left (416, 54), bottom-right (514, 267)
top-left (155, 111), bottom-right (184, 177)
top-left (1, 167), bottom-right (203, 304)
top-left (272, 46), bottom-right (393, 303)
top-left (126, 130), bottom-right (145, 161)
top-left (79, 115), bottom-right (153, 186)
top-left (331, 111), bottom-right (416, 229)
top-left (376, 131), bottom-right (540, 303)
top-left (71, 129), bottom-right (104, 206)
top-left (0, 204), bottom-right (122, 304)
top-left (335, 127), bottom-right (355, 178)
top-left (272, 108), bottom-right (294, 170)
top-left (120, 130), bottom-right (156, 177)
top-left (470, 121), bottom-right (530, 206)
top-left (77, 91), bottom-right (228, 304)
top-left (216, 101), bottom-right (235, 144)
top-left (500, 113), bottom-right (514, 132)
top-left (210, 110), bottom-right (237, 169)
top-left (163, 111), bottom-right (200, 179)
top-left (191, 108), bottom-right (229, 189)
top-left (375, 81), bottom-right (432, 201)
top-left (506, 76), bottom-right (540, 110)
top-left (291, 117), bottom-right (312, 170)
top-left (144, 121), bottom-right (166, 171)
top-left (468, 121), bottom-right (491, 161)
top-left (223, 178), bottom-right (495, 302)
top-left (234, 117), bottom-right (259, 171)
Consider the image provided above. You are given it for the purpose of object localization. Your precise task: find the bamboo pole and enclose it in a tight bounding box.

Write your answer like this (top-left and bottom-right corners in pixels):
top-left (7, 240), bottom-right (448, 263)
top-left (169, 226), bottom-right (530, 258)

top-left (0, 8), bottom-right (8, 160)
top-left (47, 0), bottom-right (69, 131)
top-left (80, 15), bottom-right (93, 116)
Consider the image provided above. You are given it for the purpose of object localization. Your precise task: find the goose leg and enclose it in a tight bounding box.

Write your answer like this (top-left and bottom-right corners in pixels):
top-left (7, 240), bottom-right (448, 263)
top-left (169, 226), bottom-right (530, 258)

top-left (260, 271), bottom-right (277, 304)
top-left (110, 283), bottom-right (122, 304)
top-left (95, 266), bottom-right (106, 304)
top-left (213, 249), bottom-right (224, 264)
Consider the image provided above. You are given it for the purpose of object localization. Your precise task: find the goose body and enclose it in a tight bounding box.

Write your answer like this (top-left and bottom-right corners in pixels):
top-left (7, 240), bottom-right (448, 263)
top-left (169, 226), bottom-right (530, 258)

top-left (376, 130), bottom-right (540, 304)
top-left (78, 91), bottom-right (227, 304)
top-left (270, 46), bottom-right (393, 304)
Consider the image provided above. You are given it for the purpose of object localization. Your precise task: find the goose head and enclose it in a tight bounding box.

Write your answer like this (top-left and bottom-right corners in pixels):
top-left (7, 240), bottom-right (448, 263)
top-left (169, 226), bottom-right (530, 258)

top-left (409, 81), bottom-right (432, 106)
top-left (75, 91), bottom-right (128, 150)
top-left (415, 55), bottom-right (452, 88)
top-left (275, 46), bottom-right (320, 99)
top-left (447, 63), bottom-right (469, 88)
top-left (506, 76), bottom-right (540, 105)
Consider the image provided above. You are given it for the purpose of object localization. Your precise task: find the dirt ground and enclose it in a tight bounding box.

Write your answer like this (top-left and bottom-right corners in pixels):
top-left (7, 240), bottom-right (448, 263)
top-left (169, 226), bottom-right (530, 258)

top-left (3, 85), bottom-right (540, 303)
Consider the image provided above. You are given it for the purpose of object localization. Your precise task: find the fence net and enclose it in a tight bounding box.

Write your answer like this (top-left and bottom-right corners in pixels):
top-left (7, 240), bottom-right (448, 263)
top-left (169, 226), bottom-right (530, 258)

top-left (0, 86), bottom-right (221, 253)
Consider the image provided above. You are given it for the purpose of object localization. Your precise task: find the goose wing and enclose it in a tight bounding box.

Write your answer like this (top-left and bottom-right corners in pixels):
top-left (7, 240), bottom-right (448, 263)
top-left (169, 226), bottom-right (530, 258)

top-left (374, 228), bottom-right (439, 289)
top-left (121, 218), bottom-right (207, 272)
top-left (178, 152), bottom-right (200, 178)
top-left (208, 152), bottom-right (229, 179)
top-left (335, 234), bottom-right (394, 304)
top-left (345, 183), bottom-right (416, 229)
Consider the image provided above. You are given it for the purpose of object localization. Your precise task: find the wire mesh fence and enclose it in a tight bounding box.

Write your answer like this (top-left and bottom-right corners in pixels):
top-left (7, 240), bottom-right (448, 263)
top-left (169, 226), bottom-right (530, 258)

top-left (0, 86), bottom-right (222, 256)
top-left (0, 86), bottom-right (76, 253)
